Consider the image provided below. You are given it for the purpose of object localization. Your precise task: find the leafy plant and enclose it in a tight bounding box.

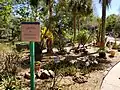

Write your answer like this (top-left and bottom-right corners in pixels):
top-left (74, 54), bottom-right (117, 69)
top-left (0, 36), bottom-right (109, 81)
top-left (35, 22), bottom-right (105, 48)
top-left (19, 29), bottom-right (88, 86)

top-left (57, 66), bottom-right (77, 76)
top-left (42, 60), bottom-right (77, 76)
top-left (0, 50), bottom-right (22, 76)
top-left (41, 27), bottom-right (54, 41)
top-left (0, 75), bottom-right (22, 90)
top-left (77, 29), bottom-right (93, 47)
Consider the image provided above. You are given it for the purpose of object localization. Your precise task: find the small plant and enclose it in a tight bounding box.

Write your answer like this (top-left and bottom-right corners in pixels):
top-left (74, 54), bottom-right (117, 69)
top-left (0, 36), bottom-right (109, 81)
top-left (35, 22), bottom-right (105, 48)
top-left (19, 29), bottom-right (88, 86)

top-left (112, 43), bottom-right (118, 49)
top-left (35, 61), bottom-right (41, 72)
top-left (42, 60), bottom-right (77, 76)
top-left (98, 50), bottom-right (106, 59)
top-left (77, 30), bottom-right (93, 48)
top-left (57, 66), bottom-right (77, 76)
top-left (0, 75), bottom-right (22, 90)
top-left (109, 50), bottom-right (115, 57)
top-left (0, 50), bottom-right (22, 76)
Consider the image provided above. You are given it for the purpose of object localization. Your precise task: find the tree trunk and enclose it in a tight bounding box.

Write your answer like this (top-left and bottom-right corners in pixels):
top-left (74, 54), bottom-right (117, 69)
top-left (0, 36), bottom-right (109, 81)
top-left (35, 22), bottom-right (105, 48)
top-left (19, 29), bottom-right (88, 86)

top-left (47, 0), bottom-right (53, 54)
top-left (78, 17), bottom-right (80, 32)
top-left (73, 13), bottom-right (76, 41)
top-left (48, 0), bottom-right (52, 30)
top-left (100, 0), bottom-right (106, 49)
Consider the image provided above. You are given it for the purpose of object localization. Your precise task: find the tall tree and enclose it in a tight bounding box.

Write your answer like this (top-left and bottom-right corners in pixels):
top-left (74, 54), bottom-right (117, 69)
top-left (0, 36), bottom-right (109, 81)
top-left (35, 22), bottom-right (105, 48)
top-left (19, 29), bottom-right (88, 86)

top-left (69, 0), bottom-right (92, 41)
top-left (99, 0), bottom-right (112, 49)
top-left (106, 14), bottom-right (118, 32)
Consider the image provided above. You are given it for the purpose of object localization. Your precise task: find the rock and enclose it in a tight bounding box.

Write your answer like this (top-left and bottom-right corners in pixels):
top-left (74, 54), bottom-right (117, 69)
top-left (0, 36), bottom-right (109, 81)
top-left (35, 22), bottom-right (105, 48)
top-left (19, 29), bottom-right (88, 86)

top-left (48, 70), bottom-right (55, 78)
top-left (72, 76), bottom-right (87, 84)
top-left (18, 72), bottom-right (25, 76)
top-left (85, 61), bottom-right (90, 67)
top-left (80, 48), bottom-right (86, 52)
top-left (16, 76), bottom-right (22, 80)
top-left (109, 55), bottom-right (115, 58)
top-left (40, 70), bottom-right (50, 79)
top-left (36, 71), bottom-right (42, 79)
top-left (70, 60), bottom-right (77, 64)
top-left (118, 49), bottom-right (120, 52)
top-left (24, 72), bottom-right (30, 79)
top-left (94, 60), bottom-right (98, 64)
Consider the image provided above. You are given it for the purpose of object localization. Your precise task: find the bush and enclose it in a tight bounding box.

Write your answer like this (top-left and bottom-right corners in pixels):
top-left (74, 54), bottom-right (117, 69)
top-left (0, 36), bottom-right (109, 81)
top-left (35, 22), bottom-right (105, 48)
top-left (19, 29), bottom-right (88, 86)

top-left (42, 60), bottom-right (77, 76)
top-left (57, 66), bottom-right (77, 76)
top-left (77, 30), bottom-right (93, 47)
top-left (0, 75), bottom-right (23, 90)
top-left (0, 48), bottom-right (23, 90)
top-left (0, 50), bottom-right (22, 76)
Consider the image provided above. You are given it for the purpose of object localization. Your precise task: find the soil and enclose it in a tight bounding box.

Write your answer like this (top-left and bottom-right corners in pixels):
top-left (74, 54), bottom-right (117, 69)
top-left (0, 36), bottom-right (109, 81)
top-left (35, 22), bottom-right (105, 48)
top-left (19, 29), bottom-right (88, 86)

top-left (19, 46), bottom-right (120, 90)
top-left (1, 43), bottom-right (120, 90)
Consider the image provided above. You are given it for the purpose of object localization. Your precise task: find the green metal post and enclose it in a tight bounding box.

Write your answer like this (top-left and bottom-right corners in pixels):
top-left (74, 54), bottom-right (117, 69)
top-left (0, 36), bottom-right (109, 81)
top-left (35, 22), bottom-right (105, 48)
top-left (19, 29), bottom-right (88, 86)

top-left (30, 41), bottom-right (35, 90)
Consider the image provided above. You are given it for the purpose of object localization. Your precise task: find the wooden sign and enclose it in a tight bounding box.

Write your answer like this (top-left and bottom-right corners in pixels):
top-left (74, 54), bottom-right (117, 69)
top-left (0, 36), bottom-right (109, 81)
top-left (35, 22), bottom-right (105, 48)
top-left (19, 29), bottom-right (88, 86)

top-left (21, 22), bottom-right (40, 42)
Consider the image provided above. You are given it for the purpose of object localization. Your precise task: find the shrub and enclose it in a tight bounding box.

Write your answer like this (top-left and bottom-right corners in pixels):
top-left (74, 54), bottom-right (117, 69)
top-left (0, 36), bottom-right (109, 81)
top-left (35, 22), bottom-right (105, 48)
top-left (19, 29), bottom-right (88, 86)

top-left (0, 50), bottom-right (22, 76)
top-left (77, 30), bottom-right (93, 47)
top-left (57, 66), bottom-right (77, 76)
top-left (0, 75), bottom-right (23, 90)
top-left (42, 60), bottom-right (77, 76)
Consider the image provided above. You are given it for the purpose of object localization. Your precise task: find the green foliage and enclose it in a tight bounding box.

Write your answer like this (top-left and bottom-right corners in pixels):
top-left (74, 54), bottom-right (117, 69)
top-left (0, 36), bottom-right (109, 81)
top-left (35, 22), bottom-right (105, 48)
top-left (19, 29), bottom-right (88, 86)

top-left (106, 14), bottom-right (117, 32)
top-left (0, 1), bottom-right (12, 28)
top-left (69, 0), bottom-right (93, 16)
top-left (42, 60), bottom-right (77, 76)
top-left (0, 45), bottom-right (23, 90)
top-left (99, 0), bottom-right (112, 7)
top-left (3, 51), bottom-right (21, 75)
top-left (57, 66), bottom-right (77, 76)
top-left (77, 30), bottom-right (92, 46)
top-left (0, 75), bottom-right (22, 90)
top-left (114, 17), bottom-right (120, 34)
top-left (79, 63), bottom-right (104, 74)
top-left (41, 27), bottom-right (54, 41)
top-left (30, 0), bottom-right (39, 7)
top-left (63, 30), bottom-right (73, 41)
top-left (54, 30), bottom-right (73, 51)
top-left (35, 61), bottom-right (40, 65)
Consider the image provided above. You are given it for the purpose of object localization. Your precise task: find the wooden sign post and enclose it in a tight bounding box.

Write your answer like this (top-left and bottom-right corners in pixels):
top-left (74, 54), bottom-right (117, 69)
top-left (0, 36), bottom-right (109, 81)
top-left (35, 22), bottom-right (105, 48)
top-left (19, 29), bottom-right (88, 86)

top-left (21, 22), bottom-right (40, 90)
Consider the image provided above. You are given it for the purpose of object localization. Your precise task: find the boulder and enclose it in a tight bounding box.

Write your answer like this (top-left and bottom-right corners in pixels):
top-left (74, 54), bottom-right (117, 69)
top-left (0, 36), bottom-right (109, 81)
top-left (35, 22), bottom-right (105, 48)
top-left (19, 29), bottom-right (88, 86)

top-left (24, 72), bottom-right (30, 79)
top-left (40, 70), bottom-right (50, 79)
top-left (48, 70), bottom-right (55, 78)
top-left (85, 61), bottom-right (90, 67)
top-left (93, 60), bottom-right (98, 64)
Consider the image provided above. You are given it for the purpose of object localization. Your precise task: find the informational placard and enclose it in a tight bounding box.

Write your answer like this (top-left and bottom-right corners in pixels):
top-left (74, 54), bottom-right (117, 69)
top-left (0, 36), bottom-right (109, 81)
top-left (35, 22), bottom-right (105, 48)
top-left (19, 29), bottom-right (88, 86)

top-left (21, 22), bottom-right (40, 42)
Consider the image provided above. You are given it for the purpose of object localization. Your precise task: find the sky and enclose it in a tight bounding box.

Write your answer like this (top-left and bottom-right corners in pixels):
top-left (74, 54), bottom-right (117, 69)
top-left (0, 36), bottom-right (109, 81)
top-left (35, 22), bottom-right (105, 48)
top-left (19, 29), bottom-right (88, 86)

top-left (93, 0), bottom-right (120, 17)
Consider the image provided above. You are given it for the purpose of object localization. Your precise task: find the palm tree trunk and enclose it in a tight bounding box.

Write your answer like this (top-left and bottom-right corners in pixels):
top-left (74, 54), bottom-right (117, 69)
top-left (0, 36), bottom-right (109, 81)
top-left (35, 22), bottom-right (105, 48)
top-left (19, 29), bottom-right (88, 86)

top-left (73, 13), bottom-right (76, 41)
top-left (78, 17), bottom-right (80, 32)
top-left (100, 0), bottom-right (106, 49)
top-left (47, 0), bottom-right (53, 54)
top-left (48, 0), bottom-right (52, 30)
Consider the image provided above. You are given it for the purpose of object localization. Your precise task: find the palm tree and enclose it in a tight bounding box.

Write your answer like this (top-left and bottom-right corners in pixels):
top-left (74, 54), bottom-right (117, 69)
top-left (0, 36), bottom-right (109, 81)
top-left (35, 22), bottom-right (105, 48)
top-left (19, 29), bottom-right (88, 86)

top-left (30, 0), bottom-right (39, 20)
top-left (99, 0), bottom-right (112, 49)
top-left (69, 0), bottom-right (92, 41)
top-left (46, 0), bottom-right (53, 30)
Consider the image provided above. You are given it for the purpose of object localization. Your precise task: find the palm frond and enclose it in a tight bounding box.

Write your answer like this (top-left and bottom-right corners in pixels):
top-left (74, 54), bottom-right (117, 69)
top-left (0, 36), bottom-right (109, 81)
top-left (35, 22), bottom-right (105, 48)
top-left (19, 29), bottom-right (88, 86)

top-left (99, 0), bottom-right (112, 7)
top-left (30, 0), bottom-right (39, 7)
